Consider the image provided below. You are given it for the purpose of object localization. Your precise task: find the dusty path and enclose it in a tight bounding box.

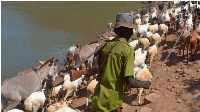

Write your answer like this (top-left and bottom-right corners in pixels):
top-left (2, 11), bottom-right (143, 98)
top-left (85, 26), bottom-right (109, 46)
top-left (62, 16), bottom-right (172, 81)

top-left (63, 30), bottom-right (200, 112)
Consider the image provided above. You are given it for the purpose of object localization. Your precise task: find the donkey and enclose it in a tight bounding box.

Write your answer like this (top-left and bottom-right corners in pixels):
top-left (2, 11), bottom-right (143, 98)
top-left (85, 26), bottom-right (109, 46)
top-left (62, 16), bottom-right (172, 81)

top-left (1, 57), bottom-right (59, 112)
top-left (74, 41), bottom-right (99, 70)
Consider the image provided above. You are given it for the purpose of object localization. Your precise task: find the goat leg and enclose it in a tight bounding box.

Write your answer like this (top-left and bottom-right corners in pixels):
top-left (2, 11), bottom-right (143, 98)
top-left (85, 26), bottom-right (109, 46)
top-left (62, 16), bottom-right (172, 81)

top-left (86, 95), bottom-right (89, 110)
top-left (138, 87), bottom-right (144, 105)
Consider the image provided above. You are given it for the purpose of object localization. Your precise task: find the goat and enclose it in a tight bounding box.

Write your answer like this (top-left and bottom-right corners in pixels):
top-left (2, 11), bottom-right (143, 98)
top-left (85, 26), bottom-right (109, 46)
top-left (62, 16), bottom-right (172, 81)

top-left (63, 75), bottom-right (85, 101)
top-left (185, 23), bottom-right (200, 64)
top-left (134, 63), bottom-right (152, 105)
top-left (24, 89), bottom-right (46, 112)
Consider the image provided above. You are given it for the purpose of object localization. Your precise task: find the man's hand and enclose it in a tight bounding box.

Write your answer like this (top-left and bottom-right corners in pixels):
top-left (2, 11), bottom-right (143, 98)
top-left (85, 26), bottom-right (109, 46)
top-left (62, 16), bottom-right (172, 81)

top-left (140, 81), bottom-right (151, 89)
top-left (125, 76), bottom-right (151, 89)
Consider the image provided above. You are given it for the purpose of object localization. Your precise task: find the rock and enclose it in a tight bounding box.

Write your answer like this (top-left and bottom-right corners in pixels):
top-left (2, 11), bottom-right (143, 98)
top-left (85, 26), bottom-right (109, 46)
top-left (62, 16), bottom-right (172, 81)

top-left (176, 68), bottom-right (182, 73)
top-left (164, 44), bottom-right (168, 48)
top-left (182, 74), bottom-right (187, 77)
top-left (183, 69), bottom-right (191, 75)
top-left (144, 93), bottom-right (162, 104)
top-left (176, 98), bottom-right (182, 103)
top-left (141, 107), bottom-right (152, 112)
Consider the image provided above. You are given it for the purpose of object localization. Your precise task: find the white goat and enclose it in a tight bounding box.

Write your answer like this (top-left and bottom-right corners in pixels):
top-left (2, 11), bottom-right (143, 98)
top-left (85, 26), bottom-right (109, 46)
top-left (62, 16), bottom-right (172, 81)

top-left (63, 75), bottom-right (85, 101)
top-left (67, 46), bottom-right (77, 56)
top-left (7, 109), bottom-right (24, 112)
top-left (129, 40), bottom-right (139, 49)
top-left (150, 7), bottom-right (157, 19)
top-left (51, 85), bottom-right (65, 101)
top-left (148, 44), bottom-right (158, 66)
top-left (86, 79), bottom-right (98, 109)
top-left (55, 106), bottom-right (78, 112)
top-left (46, 100), bottom-right (73, 112)
top-left (142, 13), bottom-right (149, 24)
top-left (134, 63), bottom-right (152, 105)
top-left (24, 89), bottom-right (46, 112)
top-left (151, 33), bottom-right (161, 45)
top-left (186, 13), bottom-right (193, 32)
top-left (174, 7), bottom-right (182, 14)
top-left (107, 23), bottom-right (112, 29)
top-left (144, 31), bottom-right (153, 41)
top-left (158, 24), bottom-right (168, 40)
top-left (137, 23), bottom-right (150, 38)
top-left (134, 48), bottom-right (148, 67)
top-left (135, 16), bottom-right (142, 26)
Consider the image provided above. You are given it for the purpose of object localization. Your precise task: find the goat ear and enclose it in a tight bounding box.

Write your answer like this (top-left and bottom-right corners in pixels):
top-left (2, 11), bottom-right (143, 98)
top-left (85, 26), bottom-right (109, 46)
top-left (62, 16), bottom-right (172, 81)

top-left (36, 60), bottom-right (45, 65)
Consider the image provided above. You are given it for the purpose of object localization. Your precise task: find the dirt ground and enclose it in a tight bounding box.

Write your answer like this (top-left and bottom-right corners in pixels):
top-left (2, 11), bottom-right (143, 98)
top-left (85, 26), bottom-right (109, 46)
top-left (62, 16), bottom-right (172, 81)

top-left (58, 31), bottom-right (200, 112)
top-left (49, 1), bottom-right (200, 112)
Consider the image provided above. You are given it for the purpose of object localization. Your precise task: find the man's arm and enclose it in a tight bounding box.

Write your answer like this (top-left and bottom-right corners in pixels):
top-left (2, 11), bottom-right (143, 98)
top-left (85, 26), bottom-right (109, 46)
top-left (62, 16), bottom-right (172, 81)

top-left (125, 76), bottom-right (151, 89)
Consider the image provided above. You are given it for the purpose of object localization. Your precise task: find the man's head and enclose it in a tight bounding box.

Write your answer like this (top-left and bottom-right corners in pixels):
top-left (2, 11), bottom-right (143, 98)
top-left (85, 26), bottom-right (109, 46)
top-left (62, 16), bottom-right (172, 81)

top-left (114, 13), bottom-right (134, 29)
top-left (114, 13), bottom-right (135, 40)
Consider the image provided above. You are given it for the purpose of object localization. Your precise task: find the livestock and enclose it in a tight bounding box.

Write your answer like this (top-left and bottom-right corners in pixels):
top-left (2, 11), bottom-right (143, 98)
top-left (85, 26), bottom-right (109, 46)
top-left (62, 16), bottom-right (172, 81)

top-left (134, 63), bottom-right (152, 105)
top-left (107, 23), bottom-right (112, 29)
top-left (7, 109), bottom-right (24, 112)
top-left (134, 48), bottom-right (148, 67)
top-left (66, 52), bottom-right (74, 72)
top-left (186, 13), bottom-right (193, 32)
top-left (55, 106), bottom-right (78, 112)
top-left (148, 44), bottom-right (158, 66)
top-left (175, 25), bottom-right (190, 56)
top-left (135, 16), bottom-right (142, 26)
top-left (63, 75), bottom-right (86, 101)
top-left (138, 38), bottom-right (150, 51)
top-left (142, 14), bottom-right (150, 24)
top-left (170, 12), bottom-right (178, 30)
top-left (1, 58), bottom-right (58, 112)
top-left (144, 31), bottom-right (153, 41)
top-left (46, 100), bottom-right (73, 112)
top-left (74, 42), bottom-right (99, 70)
top-left (151, 33), bottom-right (161, 45)
top-left (137, 23), bottom-right (151, 38)
top-left (50, 85), bottom-right (65, 102)
top-left (86, 79), bottom-right (98, 110)
top-left (174, 7), bottom-right (182, 14)
top-left (185, 23), bottom-right (200, 63)
top-left (67, 43), bottom-right (80, 56)
top-left (158, 3), bottom-right (165, 12)
top-left (129, 40), bottom-right (139, 49)
top-left (24, 90), bottom-right (46, 112)
top-left (150, 7), bottom-right (157, 19)
top-left (141, 10), bottom-right (151, 16)
top-left (148, 24), bottom-right (158, 33)
top-left (158, 23), bottom-right (168, 41)
top-left (189, 1), bottom-right (197, 13)
top-left (174, 14), bottom-right (185, 31)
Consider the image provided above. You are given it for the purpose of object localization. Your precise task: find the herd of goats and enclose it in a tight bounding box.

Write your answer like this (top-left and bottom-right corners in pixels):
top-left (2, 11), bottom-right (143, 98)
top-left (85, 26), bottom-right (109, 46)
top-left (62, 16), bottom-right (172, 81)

top-left (1, 1), bottom-right (200, 112)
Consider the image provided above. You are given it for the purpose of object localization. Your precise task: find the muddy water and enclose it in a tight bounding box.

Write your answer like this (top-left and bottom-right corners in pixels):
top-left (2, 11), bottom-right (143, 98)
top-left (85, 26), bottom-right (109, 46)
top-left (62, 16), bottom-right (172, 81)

top-left (1, 1), bottom-right (147, 82)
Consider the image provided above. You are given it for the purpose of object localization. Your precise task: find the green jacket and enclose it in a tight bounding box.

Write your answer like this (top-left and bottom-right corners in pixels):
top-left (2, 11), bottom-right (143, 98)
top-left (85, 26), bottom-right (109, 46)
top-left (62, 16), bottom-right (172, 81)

top-left (91, 36), bottom-right (135, 112)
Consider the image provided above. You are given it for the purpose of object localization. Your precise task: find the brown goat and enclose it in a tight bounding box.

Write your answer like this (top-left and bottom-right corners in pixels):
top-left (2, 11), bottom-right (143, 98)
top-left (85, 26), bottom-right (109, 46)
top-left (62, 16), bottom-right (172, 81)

top-left (67, 52), bottom-right (74, 72)
top-left (185, 23), bottom-right (200, 64)
top-left (176, 22), bottom-right (190, 56)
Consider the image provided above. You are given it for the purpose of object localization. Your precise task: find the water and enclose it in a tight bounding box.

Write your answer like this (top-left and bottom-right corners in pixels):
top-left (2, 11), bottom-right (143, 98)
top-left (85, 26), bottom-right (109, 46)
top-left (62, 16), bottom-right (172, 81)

top-left (1, 1), bottom-right (147, 82)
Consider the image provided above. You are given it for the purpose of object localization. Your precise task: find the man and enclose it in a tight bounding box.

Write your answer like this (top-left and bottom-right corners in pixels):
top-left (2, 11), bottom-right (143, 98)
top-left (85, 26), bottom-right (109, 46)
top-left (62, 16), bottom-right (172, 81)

top-left (89, 13), bottom-right (151, 112)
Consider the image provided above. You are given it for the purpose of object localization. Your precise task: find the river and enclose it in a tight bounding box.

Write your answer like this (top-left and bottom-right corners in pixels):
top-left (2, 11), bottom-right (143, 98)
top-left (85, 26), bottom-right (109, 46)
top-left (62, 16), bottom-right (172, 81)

top-left (1, 1), bottom-right (148, 82)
